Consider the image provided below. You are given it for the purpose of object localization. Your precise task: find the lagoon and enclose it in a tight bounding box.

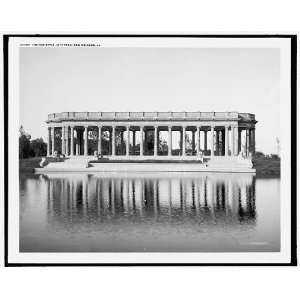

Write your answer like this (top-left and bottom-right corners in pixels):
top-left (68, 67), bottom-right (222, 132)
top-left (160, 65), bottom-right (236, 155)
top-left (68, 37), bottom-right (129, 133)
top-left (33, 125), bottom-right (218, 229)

top-left (19, 172), bottom-right (280, 252)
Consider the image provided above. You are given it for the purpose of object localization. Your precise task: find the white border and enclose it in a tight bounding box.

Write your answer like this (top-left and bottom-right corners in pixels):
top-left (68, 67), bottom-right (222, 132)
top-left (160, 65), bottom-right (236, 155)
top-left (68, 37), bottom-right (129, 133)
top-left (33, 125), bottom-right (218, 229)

top-left (7, 36), bottom-right (292, 264)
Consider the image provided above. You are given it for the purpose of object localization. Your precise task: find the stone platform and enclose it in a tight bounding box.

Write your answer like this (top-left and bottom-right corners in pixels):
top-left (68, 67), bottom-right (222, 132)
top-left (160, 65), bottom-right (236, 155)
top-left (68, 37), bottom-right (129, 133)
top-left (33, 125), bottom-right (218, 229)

top-left (35, 156), bottom-right (256, 174)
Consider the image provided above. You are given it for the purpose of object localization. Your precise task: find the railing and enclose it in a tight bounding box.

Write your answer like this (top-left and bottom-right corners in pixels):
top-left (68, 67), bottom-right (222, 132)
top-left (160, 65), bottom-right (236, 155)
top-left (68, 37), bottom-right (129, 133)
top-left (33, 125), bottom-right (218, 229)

top-left (47, 111), bottom-right (253, 122)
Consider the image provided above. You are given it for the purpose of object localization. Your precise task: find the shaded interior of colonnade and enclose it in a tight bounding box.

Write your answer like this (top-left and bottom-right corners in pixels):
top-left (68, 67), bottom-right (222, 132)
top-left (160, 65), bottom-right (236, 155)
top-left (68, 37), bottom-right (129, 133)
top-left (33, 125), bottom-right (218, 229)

top-left (49, 126), bottom-right (234, 157)
top-left (48, 126), bottom-right (256, 159)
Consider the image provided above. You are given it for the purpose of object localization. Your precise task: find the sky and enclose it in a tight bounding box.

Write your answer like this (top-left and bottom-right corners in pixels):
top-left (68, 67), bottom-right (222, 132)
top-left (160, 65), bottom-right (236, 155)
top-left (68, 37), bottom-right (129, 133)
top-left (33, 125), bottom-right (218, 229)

top-left (19, 47), bottom-right (280, 154)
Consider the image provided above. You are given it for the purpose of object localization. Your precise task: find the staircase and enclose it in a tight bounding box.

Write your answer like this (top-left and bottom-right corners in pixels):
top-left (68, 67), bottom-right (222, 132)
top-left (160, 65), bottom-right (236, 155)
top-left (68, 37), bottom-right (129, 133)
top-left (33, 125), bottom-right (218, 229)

top-left (44, 157), bottom-right (91, 169)
top-left (207, 156), bottom-right (254, 172)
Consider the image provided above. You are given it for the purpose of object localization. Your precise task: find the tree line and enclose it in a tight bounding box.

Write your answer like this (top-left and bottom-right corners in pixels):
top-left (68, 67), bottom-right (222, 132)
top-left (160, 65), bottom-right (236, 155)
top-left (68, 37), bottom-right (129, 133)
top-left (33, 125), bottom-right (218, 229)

top-left (19, 126), bottom-right (47, 159)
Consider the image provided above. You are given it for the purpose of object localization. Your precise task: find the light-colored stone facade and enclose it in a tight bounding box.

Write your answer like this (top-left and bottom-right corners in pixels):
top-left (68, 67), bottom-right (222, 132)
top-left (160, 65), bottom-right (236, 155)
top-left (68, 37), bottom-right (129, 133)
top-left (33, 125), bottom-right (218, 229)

top-left (46, 111), bottom-right (257, 160)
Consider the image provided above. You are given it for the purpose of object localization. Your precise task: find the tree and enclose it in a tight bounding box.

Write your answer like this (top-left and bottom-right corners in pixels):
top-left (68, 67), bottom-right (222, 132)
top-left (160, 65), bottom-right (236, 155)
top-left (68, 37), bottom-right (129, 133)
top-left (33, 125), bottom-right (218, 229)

top-left (19, 126), bottom-right (31, 159)
top-left (19, 126), bottom-right (47, 158)
top-left (30, 138), bottom-right (47, 157)
top-left (254, 151), bottom-right (265, 158)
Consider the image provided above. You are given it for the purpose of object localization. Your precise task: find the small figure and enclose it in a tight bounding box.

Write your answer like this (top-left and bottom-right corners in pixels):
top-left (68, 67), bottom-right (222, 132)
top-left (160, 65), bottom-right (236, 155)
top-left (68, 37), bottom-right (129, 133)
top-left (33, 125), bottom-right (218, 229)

top-left (94, 150), bottom-right (98, 160)
top-left (53, 150), bottom-right (58, 158)
top-left (39, 157), bottom-right (47, 167)
top-left (198, 150), bottom-right (204, 164)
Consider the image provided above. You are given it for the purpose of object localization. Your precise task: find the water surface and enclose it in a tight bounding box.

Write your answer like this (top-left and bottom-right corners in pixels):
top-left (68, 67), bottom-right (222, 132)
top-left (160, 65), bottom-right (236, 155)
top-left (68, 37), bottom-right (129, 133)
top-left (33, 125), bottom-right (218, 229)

top-left (20, 172), bottom-right (280, 252)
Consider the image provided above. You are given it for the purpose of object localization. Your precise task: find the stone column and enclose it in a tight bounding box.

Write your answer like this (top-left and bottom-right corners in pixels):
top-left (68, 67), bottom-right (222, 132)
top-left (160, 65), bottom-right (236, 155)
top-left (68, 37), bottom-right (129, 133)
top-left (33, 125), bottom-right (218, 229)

top-left (196, 127), bottom-right (200, 155)
top-left (225, 126), bottom-right (229, 157)
top-left (46, 127), bottom-right (50, 157)
top-left (51, 127), bottom-right (55, 156)
top-left (70, 127), bottom-right (74, 156)
top-left (234, 126), bottom-right (239, 156)
top-left (154, 126), bottom-right (158, 157)
top-left (140, 126), bottom-right (143, 156)
top-left (126, 126), bottom-right (130, 156)
top-left (246, 128), bottom-right (250, 157)
top-left (168, 126), bottom-right (172, 156)
top-left (84, 126), bottom-right (88, 156)
top-left (112, 126), bottom-right (115, 156)
top-left (210, 126), bottom-right (214, 157)
top-left (61, 127), bottom-right (65, 155)
top-left (238, 128), bottom-right (242, 154)
top-left (182, 126), bottom-right (186, 156)
top-left (98, 126), bottom-right (102, 155)
top-left (65, 126), bottom-right (69, 156)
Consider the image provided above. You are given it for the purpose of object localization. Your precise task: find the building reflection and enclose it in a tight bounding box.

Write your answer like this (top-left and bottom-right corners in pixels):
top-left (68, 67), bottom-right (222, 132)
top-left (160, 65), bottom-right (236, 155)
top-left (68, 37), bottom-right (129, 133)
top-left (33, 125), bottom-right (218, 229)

top-left (42, 173), bottom-right (256, 226)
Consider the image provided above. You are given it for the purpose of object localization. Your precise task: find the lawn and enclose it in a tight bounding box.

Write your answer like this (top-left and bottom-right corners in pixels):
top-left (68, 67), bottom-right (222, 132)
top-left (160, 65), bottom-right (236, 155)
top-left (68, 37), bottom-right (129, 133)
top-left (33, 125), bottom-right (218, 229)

top-left (253, 157), bottom-right (280, 177)
top-left (19, 157), bottom-right (65, 172)
top-left (19, 157), bottom-right (42, 172)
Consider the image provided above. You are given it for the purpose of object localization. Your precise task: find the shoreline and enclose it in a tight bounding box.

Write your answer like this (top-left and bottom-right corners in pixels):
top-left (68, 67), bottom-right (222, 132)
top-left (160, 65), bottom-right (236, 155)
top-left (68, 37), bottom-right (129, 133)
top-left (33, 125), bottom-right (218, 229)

top-left (19, 156), bottom-right (280, 178)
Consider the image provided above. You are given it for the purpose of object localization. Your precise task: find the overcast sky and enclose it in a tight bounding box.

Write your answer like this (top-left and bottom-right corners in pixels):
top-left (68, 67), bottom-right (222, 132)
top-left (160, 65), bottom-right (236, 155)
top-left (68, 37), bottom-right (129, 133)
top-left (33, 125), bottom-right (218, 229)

top-left (20, 47), bottom-right (280, 154)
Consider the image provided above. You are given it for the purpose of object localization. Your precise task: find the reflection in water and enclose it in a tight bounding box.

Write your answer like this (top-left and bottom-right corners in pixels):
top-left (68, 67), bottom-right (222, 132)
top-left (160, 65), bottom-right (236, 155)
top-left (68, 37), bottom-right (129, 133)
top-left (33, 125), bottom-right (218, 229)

top-left (20, 173), bottom-right (280, 252)
top-left (45, 174), bottom-right (256, 225)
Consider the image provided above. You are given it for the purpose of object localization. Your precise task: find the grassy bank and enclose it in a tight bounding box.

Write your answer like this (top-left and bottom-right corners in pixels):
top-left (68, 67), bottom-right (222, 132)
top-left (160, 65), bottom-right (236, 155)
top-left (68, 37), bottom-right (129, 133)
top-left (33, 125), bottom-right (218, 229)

top-left (253, 157), bottom-right (280, 177)
top-left (19, 157), bottom-right (65, 173)
top-left (19, 157), bottom-right (42, 172)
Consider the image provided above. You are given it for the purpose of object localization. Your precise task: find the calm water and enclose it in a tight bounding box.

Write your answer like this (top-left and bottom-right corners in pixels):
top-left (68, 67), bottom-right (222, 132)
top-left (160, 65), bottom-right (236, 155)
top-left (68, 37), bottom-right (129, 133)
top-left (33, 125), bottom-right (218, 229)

top-left (20, 172), bottom-right (280, 252)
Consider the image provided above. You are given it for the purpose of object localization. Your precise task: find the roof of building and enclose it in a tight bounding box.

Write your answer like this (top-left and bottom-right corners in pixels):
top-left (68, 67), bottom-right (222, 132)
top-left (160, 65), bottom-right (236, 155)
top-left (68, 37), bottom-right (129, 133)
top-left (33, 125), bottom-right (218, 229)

top-left (47, 111), bottom-right (256, 123)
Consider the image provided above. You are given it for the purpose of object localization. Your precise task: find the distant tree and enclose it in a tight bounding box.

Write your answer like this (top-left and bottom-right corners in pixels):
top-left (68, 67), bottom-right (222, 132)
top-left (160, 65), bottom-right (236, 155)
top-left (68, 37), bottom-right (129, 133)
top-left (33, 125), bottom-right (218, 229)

top-left (19, 126), bottom-right (31, 159)
top-left (159, 138), bottom-right (168, 153)
top-left (185, 134), bottom-right (192, 150)
top-left (19, 126), bottom-right (47, 158)
top-left (101, 131), bottom-right (111, 155)
top-left (30, 138), bottom-right (47, 157)
top-left (254, 151), bottom-right (265, 158)
top-left (88, 128), bottom-right (98, 154)
top-left (54, 128), bottom-right (62, 154)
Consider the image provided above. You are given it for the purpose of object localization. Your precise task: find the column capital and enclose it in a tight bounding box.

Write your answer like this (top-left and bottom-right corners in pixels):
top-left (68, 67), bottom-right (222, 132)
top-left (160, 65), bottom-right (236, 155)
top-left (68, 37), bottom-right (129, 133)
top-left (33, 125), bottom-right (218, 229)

top-left (97, 124), bottom-right (102, 128)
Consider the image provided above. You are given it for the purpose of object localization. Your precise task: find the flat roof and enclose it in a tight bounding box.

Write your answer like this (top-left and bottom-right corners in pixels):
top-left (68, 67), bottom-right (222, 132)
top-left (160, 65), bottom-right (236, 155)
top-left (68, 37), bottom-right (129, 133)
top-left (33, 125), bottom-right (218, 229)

top-left (47, 111), bottom-right (256, 123)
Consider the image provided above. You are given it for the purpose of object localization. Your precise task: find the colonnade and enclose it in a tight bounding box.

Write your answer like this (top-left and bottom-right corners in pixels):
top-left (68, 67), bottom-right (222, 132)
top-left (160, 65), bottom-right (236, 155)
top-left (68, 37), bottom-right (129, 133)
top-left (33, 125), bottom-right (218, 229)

top-left (46, 124), bottom-right (256, 158)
